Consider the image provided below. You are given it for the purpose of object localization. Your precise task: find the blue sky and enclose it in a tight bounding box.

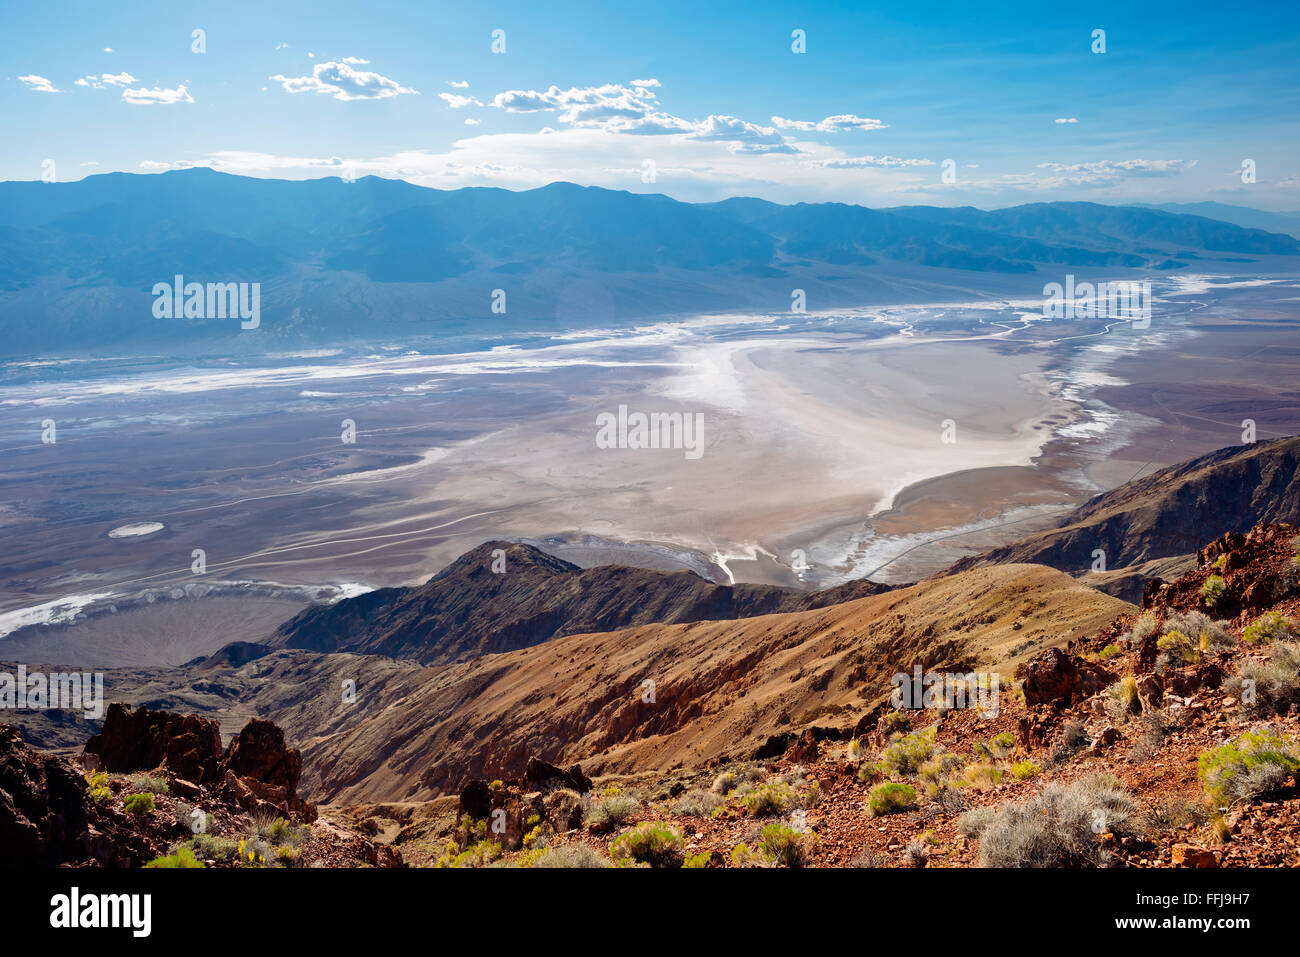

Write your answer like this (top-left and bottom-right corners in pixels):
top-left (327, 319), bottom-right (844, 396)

top-left (3, 0), bottom-right (1298, 208)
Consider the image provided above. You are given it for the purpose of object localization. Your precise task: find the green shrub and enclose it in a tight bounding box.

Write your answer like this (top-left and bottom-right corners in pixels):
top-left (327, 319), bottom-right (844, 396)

top-left (1229, 641), bottom-right (1300, 716)
top-left (758, 822), bottom-right (815, 867)
top-left (958, 774), bottom-right (1138, 867)
top-left (1166, 610), bottom-right (1235, 652)
top-left (1199, 727), bottom-right (1300, 807)
top-left (144, 846), bottom-right (204, 869)
top-left (960, 762), bottom-right (1003, 789)
top-left (182, 833), bottom-right (239, 862)
top-left (1105, 675), bottom-right (1142, 721)
top-left (609, 822), bottom-right (684, 868)
top-left (1242, 612), bottom-right (1296, 645)
top-left (671, 789), bottom-right (724, 817)
top-left (436, 839), bottom-right (503, 868)
top-left (587, 794), bottom-right (640, 830)
top-left (1201, 575), bottom-right (1227, 609)
top-left (527, 843), bottom-right (612, 868)
top-left (682, 851), bottom-right (711, 869)
top-left (729, 843), bottom-right (773, 868)
top-left (740, 782), bottom-right (800, 817)
top-left (124, 773), bottom-right (170, 795)
top-left (1011, 760), bottom-right (1041, 781)
top-left (1099, 643), bottom-right (1123, 661)
top-left (710, 770), bottom-right (737, 794)
top-left (877, 725), bottom-right (939, 777)
top-left (868, 782), bottom-right (917, 816)
top-left (988, 732), bottom-right (1017, 758)
top-left (1157, 630), bottom-right (1197, 666)
top-left (123, 792), bottom-right (155, 817)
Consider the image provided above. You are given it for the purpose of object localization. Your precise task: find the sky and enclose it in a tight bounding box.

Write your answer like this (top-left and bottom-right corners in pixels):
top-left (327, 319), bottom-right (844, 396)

top-left (3, 0), bottom-right (1299, 209)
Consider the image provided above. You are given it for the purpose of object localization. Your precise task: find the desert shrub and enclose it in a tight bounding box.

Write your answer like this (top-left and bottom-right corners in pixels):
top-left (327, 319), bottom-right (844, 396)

top-left (850, 847), bottom-right (888, 867)
top-left (877, 725), bottom-right (939, 777)
top-left (1157, 630), bottom-right (1197, 666)
top-left (237, 837), bottom-right (272, 867)
top-left (1199, 727), bottom-right (1300, 807)
top-left (526, 843), bottom-right (611, 868)
top-left (610, 822), bottom-right (684, 868)
top-left (1128, 613), bottom-right (1158, 642)
top-left (144, 847), bottom-right (204, 869)
top-left (437, 839), bottom-right (502, 868)
top-left (1011, 760), bottom-right (1041, 781)
top-left (1127, 712), bottom-right (1172, 763)
top-left (988, 732), bottom-right (1017, 758)
top-left (1105, 675), bottom-right (1142, 722)
top-left (1229, 641), bottom-right (1300, 716)
top-left (1165, 611), bottom-right (1235, 652)
top-left (758, 822), bottom-right (815, 867)
top-left (868, 782), bottom-right (917, 816)
top-left (275, 844), bottom-right (301, 866)
top-left (730, 843), bottom-right (774, 868)
top-left (959, 762), bottom-right (1003, 790)
top-left (1099, 643), bottom-right (1123, 661)
top-left (85, 770), bottom-right (111, 804)
top-left (587, 793), bottom-right (640, 830)
top-left (918, 752), bottom-right (965, 796)
top-left (671, 789), bottom-right (724, 817)
top-left (880, 710), bottom-right (910, 735)
top-left (959, 774), bottom-right (1139, 867)
top-left (1048, 720), bottom-right (1092, 765)
top-left (1242, 612), bottom-right (1296, 645)
top-left (1141, 795), bottom-right (1209, 833)
top-left (124, 772), bottom-right (170, 795)
top-left (681, 851), bottom-right (710, 869)
top-left (710, 770), bottom-right (738, 794)
top-left (740, 782), bottom-right (800, 817)
top-left (123, 792), bottom-right (155, 817)
top-left (1201, 575), bottom-right (1227, 609)
top-left (183, 833), bottom-right (239, 862)
top-left (846, 738), bottom-right (867, 763)
top-left (905, 841), bottom-right (930, 868)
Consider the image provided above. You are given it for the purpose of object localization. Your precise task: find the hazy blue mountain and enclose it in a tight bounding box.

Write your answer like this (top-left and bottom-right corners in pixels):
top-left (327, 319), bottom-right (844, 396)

top-left (1134, 202), bottom-right (1300, 240)
top-left (0, 169), bottom-right (1297, 357)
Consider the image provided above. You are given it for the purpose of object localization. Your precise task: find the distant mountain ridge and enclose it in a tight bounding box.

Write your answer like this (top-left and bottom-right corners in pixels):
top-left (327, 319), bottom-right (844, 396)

top-left (263, 540), bottom-right (893, 667)
top-left (946, 436), bottom-right (1300, 599)
top-left (3, 169), bottom-right (1297, 356)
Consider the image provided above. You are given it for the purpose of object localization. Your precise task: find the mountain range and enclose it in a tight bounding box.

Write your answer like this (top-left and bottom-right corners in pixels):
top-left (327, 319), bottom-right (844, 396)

top-left (3, 169), bottom-right (1298, 356)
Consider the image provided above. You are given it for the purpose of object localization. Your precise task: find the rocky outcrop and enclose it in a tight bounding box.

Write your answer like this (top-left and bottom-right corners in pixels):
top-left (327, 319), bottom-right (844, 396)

top-left (1017, 647), bottom-right (1117, 706)
top-left (83, 703), bottom-right (223, 783)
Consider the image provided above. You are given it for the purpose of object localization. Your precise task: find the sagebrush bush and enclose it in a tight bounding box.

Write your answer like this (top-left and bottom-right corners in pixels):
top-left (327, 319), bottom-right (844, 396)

top-left (1165, 611), bottom-right (1235, 652)
top-left (1011, 760), bottom-right (1041, 781)
top-left (1229, 642), bottom-right (1300, 716)
top-left (877, 725), bottom-right (939, 777)
top-left (1199, 727), bottom-right (1300, 807)
top-left (1242, 612), bottom-right (1296, 645)
top-left (587, 793), bottom-right (640, 830)
top-left (740, 782), bottom-right (800, 817)
top-left (958, 774), bottom-right (1139, 867)
top-left (988, 732), bottom-right (1017, 758)
top-left (868, 782), bottom-right (917, 816)
top-left (758, 822), bottom-right (815, 867)
top-left (1105, 675), bottom-right (1141, 721)
top-left (527, 843), bottom-right (611, 868)
top-left (671, 788), bottom-right (724, 817)
top-left (610, 822), bottom-right (684, 867)
top-left (1201, 575), bottom-right (1227, 609)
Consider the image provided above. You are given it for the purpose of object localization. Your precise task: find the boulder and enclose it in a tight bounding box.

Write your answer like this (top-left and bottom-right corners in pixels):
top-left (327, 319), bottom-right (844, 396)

top-left (522, 757), bottom-right (592, 794)
top-left (1018, 648), bottom-right (1116, 707)
top-left (1171, 843), bottom-right (1219, 868)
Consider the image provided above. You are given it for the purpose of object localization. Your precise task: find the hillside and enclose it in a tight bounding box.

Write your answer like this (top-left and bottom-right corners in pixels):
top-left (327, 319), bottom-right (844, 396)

top-left (298, 562), bottom-right (1129, 802)
top-left (264, 541), bottom-right (893, 667)
top-left (947, 436), bottom-right (1300, 601)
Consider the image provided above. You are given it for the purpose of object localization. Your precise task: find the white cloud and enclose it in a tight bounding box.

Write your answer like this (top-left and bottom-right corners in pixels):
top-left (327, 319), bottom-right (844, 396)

top-left (1054, 117), bottom-right (1079, 124)
top-left (19, 75), bottom-right (61, 93)
top-left (103, 47), bottom-right (112, 53)
top-left (771, 114), bottom-right (888, 133)
top-left (819, 155), bottom-right (934, 169)
top-left (1036, 158), bottom-right (1194, 185)
top-left (447, 80), bottom-right (469, 88)
top-left (270, 60), bottom-right (417, 100)
top-left (76, 72), bottom-right (136, 89)
top-left (275, 42), bottom-right (290, 51)
top-left (464, 117), bottom-right (480, 125)
top-left (439, 92), bottom-right (483, 108)
top-left (121, 83), bottom-right (194, 105)
top-left (341, 56), bottom-right (369, 64)
top-left (80, 161), bottom-right (100, 166)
